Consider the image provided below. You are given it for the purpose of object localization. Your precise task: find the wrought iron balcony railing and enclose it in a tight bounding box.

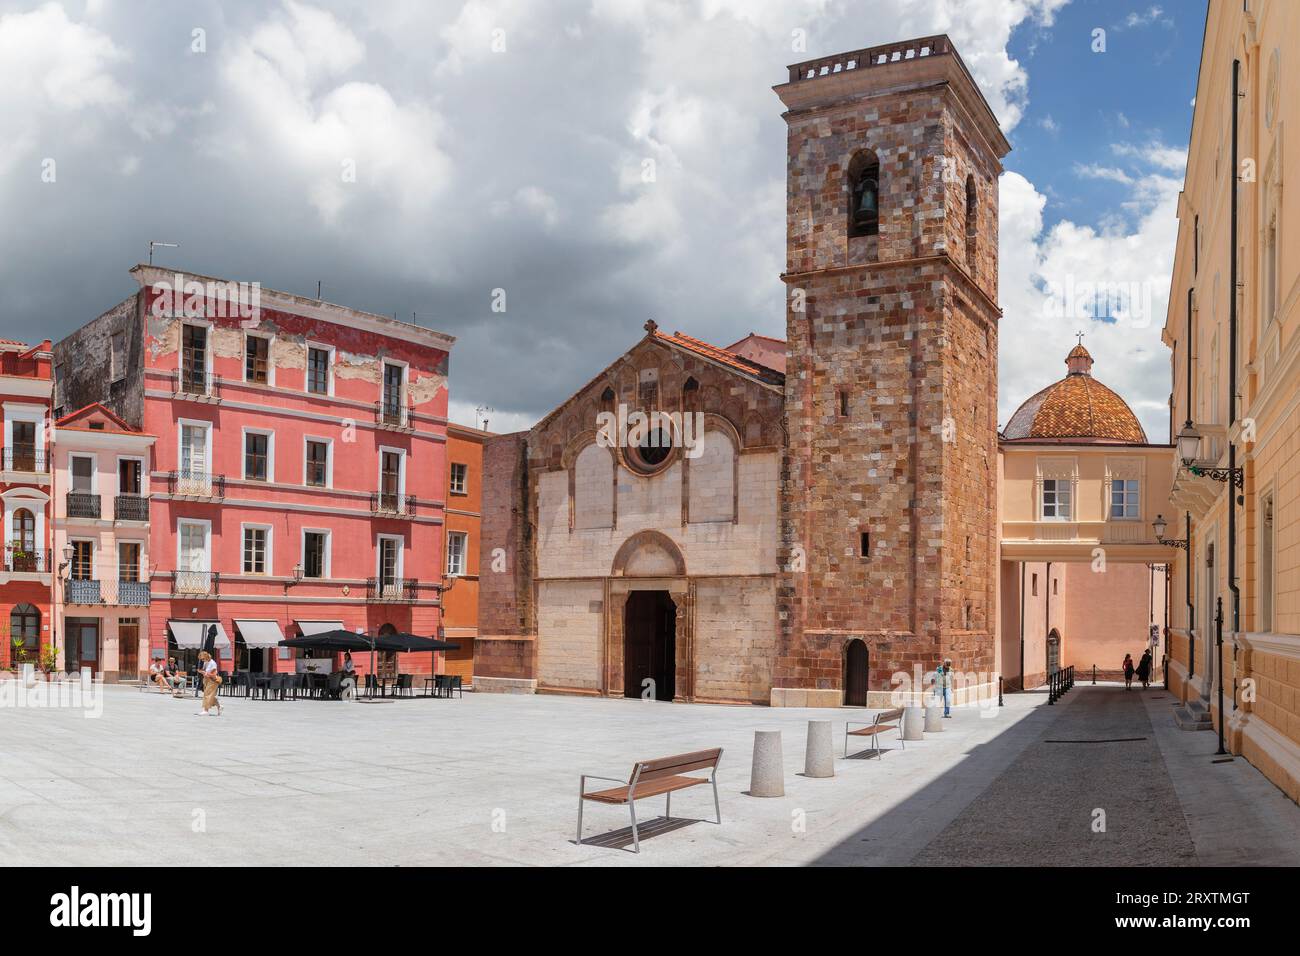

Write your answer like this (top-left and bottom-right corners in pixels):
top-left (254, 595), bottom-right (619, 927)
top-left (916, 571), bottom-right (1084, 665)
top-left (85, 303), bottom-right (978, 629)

top-left (173, 368), bottom-right (222, 399)
top-left (172, 570), bottom-right (219, 597)
top-left (370, 492), bottom-right (417, 516)
top-left (2, 448), bottom-right (47, 473)
top-left (68, 579), bottom-right (150, 606)
top-left (167, 470), bottom-right (225, 498)
top-left (66, 492), bottom-right (102, 519)
top-left (114, 494), bottom-right (150, 521)
top-left (4, 547), bottom-right (50, 574)
top-left (375, 400), bottom-right (410, 429)
top-left (366, 576), bottom-right (418, 602)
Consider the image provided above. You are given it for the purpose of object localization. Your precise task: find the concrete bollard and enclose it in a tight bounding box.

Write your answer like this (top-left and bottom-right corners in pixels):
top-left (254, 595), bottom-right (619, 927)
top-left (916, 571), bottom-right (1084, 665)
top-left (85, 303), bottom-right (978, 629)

top-left (903, 705), bottom-right (925, 741)
top-left (803, 720), bottom-right (834, 778)
top-left (80, 667), bottom-right (93, 687)
top-left (749, 730), bottom-right (785, 797)
top-left (924, 702), bottom-right (943, 732)
top-left (22, 663), bottom-right (36, 689)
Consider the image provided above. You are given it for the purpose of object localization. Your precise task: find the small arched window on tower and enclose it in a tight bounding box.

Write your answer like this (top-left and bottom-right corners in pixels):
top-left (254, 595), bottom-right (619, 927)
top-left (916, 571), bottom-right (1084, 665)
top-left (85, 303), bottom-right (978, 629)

top-left (848, 150), bottom-right (880, 238)
top-left (964, 174), bottom-right (977, 264)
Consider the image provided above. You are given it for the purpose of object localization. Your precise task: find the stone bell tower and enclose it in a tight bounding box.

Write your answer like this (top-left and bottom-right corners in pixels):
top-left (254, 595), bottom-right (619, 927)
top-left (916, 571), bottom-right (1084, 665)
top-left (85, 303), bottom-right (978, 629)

top-left (771, 36), bottom-right (1009, 707)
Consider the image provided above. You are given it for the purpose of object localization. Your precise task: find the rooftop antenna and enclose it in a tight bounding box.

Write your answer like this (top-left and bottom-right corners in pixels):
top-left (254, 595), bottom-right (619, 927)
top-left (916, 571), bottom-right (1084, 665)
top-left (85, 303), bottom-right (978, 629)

top-left (317, 281), bottom-right (322, 299)
top-left (148, 241), bottom-right (179, 266)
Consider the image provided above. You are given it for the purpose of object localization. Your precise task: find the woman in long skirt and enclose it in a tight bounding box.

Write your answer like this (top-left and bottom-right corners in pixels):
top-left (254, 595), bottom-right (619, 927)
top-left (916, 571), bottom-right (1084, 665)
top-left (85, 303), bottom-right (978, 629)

top-left (198, 651), bottom-right (222, 716)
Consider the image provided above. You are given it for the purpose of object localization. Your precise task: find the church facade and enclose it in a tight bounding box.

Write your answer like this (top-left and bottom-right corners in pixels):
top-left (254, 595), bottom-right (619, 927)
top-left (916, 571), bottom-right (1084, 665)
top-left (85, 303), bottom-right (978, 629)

top-left (475, 36), bottom-right (1009, 706)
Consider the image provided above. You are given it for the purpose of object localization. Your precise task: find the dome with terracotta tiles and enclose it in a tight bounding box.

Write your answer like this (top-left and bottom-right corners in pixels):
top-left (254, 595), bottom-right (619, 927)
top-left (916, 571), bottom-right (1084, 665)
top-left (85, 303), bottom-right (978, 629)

top-left (1002, 344), bottom-right (1147, 444)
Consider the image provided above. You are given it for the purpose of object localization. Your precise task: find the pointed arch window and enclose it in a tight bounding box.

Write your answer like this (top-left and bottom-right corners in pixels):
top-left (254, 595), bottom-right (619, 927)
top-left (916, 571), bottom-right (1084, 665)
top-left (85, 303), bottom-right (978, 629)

top-left (848, 151), bottom-right (880, 238)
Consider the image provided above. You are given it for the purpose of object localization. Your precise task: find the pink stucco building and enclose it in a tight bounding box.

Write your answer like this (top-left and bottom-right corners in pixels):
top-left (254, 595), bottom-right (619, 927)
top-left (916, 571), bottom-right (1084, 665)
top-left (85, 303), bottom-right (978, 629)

top-left (55, 266), bottom-right (455, 677)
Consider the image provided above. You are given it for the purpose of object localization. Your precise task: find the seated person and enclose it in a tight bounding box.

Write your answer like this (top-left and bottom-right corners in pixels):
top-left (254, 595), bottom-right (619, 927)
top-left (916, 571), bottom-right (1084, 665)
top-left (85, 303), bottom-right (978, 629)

top-left (149, 659), bottom-right (171, 694)
top-left (163, 657), bottom-right (186, 696)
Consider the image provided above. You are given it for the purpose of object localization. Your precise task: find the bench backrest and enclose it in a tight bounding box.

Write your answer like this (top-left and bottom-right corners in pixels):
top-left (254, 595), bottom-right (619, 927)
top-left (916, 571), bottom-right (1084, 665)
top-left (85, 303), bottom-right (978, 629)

top-left (633, 748), bottom-right (723, 783)
top-left (877, 707), bottom-right (905, 724)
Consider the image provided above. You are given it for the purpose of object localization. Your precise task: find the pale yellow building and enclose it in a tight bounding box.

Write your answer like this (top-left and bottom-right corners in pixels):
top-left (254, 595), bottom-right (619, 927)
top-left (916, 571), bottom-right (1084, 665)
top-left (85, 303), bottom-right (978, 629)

top-left (1163, 0), bottom-right (1300, 803)
top-left (997, 344), bottom-right (1173, 690)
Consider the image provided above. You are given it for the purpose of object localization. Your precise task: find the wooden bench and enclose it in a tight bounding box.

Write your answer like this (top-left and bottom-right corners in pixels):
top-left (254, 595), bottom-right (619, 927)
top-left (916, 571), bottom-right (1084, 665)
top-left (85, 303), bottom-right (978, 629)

top-left (577, 748), bottom-right (723, 853)
top-left (845, 707), bottom-right (906, 759)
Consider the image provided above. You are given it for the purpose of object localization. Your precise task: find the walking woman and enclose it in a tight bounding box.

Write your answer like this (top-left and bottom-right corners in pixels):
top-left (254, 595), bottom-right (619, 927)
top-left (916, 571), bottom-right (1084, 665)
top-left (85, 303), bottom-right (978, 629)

top-left (1136, 650), bottom-right (1153, 690)
top-left (1122, 653), bottom-right (1135, 690)
top-left (197, 650), bottom-right (223, 717)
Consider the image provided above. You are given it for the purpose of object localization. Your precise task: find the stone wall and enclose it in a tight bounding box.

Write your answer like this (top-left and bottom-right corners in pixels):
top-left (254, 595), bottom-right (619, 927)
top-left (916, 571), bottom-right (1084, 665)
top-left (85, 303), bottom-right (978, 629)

top-left (774, 50), bottom-right (1006, 707)
top-left (52, 292), bottom-right (146, 426)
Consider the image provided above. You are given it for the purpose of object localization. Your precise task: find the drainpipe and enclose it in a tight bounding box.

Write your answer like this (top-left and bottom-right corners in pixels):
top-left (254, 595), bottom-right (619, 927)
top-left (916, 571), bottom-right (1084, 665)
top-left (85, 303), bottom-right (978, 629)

top-left (1187, 510), bottom-right (1195, 678)
top-left (1044, 560), bottom-right (1052, 678)
top-left (1219, 58), bottom-right (1242, 746)
top-left (1185, 284), bottom-right (1196, 680)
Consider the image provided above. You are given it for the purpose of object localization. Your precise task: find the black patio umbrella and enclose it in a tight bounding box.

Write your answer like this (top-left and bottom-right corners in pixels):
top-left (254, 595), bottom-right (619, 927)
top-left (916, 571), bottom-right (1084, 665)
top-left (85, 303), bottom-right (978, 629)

top-left (278, 630), bottom-right (459, 694)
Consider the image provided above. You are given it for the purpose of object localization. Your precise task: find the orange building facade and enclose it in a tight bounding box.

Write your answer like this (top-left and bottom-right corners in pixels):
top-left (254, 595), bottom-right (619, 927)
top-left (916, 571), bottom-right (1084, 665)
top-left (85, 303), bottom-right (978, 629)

top-left (441, 423), bottom-right (489, 683)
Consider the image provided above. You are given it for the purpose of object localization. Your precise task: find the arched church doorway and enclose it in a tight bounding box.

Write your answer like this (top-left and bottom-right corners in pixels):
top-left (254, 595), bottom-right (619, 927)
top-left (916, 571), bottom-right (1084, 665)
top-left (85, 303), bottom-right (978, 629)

top-left (843, 639), bottom-right (869, 706)
top-left (623, 590), bottom-right (676, 701)
top-left (1047, 628), bottom-right (1061, 675)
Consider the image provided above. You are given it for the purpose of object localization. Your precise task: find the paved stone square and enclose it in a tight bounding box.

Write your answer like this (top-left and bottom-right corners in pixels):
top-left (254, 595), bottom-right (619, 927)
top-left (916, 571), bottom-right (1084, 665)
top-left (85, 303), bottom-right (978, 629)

top-left (1, 682), bottom-right (1297, 866)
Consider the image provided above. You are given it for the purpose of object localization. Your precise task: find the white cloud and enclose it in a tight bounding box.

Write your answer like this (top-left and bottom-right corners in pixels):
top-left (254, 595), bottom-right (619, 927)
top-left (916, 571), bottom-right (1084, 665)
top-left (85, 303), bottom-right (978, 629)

top-left (1111, 141), bottom-right (1188, 172)
top-left (999, 151), bottom-right (1182, 442)
top-left (0, 2), bottom-right (127, 171)
top-left (220, 2), bottom-right (451, 224)
top-left (1074, 163), bottom-right (1135, 184)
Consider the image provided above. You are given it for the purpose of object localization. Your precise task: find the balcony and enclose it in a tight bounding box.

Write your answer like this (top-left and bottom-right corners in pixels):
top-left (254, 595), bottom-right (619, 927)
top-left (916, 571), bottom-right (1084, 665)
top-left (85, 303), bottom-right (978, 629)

top-left (367, 577), bottom-right (418, 602)
top-left (115, 494), bottom-right (150, 521)
top-left (4, 547), bottom-right (50, 574)
top-left (370, 492), bottom-right (417, 517)
top-left (2, 448), bottom-right (47, 473)
top-left (173, 368), bottom-right (222, 401)
top-left (172, 570), bottom-right (219, 597)
top-left (65, 579), bottom-right (151, 606)
top-left (167, 470), bottom-right (225, 499)
top-left (66, 492), bottom-right (102, 519)
top-left (375, 401), bottom-right (411, 430)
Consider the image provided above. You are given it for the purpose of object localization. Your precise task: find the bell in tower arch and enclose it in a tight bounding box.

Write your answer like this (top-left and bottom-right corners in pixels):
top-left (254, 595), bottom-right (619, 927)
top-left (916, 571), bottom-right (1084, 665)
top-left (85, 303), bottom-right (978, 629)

top-left (848, 152), bottom-right (880, 238)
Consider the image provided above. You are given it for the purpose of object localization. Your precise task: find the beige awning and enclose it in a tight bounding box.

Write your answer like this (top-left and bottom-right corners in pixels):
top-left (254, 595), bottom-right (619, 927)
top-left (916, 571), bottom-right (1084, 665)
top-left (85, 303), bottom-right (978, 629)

top-left (294, 619), bottom-right (345, 636)
top-left (234, 619), bottom-right (284, 648)
top-left (168, 620), bottom-right (230, 649)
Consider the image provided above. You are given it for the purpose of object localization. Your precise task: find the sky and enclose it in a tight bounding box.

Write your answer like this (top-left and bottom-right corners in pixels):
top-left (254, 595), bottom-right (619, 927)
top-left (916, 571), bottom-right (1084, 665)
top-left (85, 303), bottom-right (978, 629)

top-left (0, 0), bottom-right (1206, 440)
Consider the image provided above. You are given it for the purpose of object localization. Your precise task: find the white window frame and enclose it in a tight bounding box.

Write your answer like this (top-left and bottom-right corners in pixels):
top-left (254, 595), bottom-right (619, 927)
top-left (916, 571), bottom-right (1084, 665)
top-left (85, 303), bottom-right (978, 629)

top-left (303, 436), bottom-right (334, 488)
top-left (69, 536), bottom-right (97, 581)
top-left (449, 462), bottom-right (468, 496)
top-left (1109, 478), bottom-right (1140, 521)
top-left (381, 358), bottom-right (408, 410)
top-left (377, 445), bottom-right (407, 498)
top-left (241, 427), bottom-right (275, 482)
top-left (243, 331), bottom-right (275, 387)
top-left (117, 539), bottom-right (145, 581)
top-left (300, 527), bottom-right (332, 579)
top-left (445, 530), bottom-right (468, 576)
top-left (177, 418), bottom-right (213, 475)
top-left (68, 452), bottom-right (98, 494)
top-left (2, 489), bottom-right (48, 555)
top-left (116, 455), bottom-right (147, 496)
top-left (304, 342), bottom-right (335, 397)
top-left (1041, 479), bottom-right (1072, 521)
top-left (176, 518), bottom-right (212, 572)
top-left (376, 533), bottom-right (405, 581)
top-left (4, 403), bottom-right (47, 453)
top-left (240, 522), bottom-right (273, 576)
top-left (180, 319), bottom-right (214, 379)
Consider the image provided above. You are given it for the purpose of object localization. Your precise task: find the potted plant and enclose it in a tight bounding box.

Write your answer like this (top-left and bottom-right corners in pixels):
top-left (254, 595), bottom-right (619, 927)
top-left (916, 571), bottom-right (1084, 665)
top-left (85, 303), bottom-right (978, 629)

top-left (39, 643), bottom-right (59, 679)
